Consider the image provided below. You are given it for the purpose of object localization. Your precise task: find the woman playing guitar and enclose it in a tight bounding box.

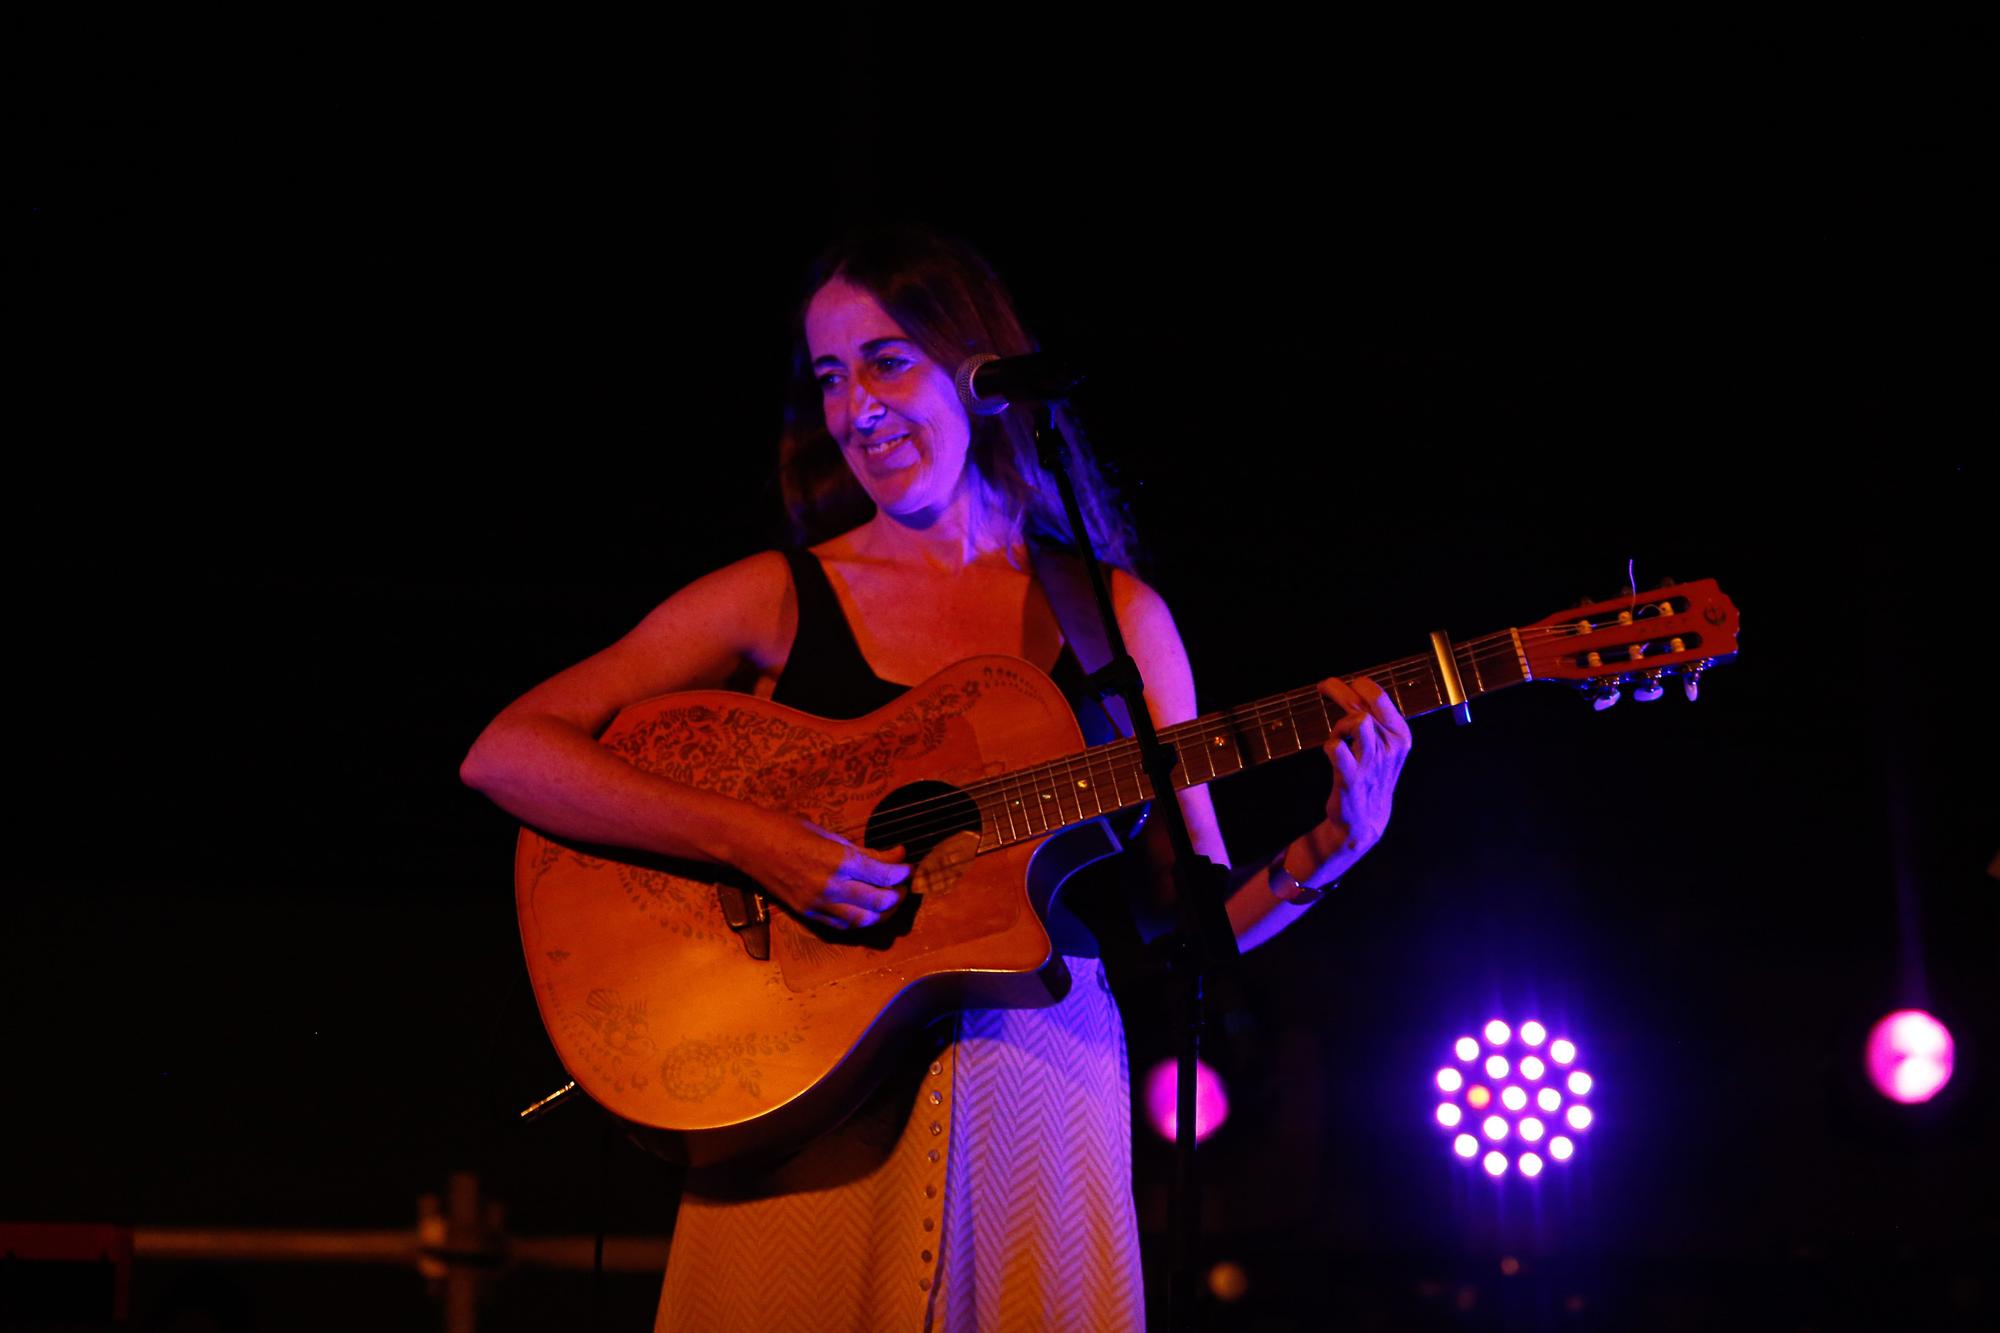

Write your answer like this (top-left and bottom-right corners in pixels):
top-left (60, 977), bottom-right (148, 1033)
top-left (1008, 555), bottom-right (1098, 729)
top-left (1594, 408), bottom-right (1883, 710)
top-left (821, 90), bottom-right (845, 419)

top-left (460, 225), bottom-right (1411, 1331)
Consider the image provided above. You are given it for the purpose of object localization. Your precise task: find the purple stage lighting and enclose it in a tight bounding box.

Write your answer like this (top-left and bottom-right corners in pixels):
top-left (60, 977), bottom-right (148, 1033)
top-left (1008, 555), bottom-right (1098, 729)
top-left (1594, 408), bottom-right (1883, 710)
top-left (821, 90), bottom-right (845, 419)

top-left (1143, 1057), bottom-right (1230, 1143)
top-left (1865, 1009), bottom-right (1955, 1104)
top-left (1432, 1018), bottom-right (1594, 1177)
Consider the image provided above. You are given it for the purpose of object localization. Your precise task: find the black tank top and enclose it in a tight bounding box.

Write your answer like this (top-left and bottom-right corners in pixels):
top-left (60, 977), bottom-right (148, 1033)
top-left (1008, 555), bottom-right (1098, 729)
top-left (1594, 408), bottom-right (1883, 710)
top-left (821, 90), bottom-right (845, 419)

top-left (771, 548), bottom-right (1121, 955)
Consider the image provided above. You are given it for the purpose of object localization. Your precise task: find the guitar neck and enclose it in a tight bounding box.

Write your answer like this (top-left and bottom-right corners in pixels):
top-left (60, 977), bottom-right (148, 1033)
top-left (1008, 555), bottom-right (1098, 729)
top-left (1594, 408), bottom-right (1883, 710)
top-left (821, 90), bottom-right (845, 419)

top-left (974, 627), bottom-right (1530, 847)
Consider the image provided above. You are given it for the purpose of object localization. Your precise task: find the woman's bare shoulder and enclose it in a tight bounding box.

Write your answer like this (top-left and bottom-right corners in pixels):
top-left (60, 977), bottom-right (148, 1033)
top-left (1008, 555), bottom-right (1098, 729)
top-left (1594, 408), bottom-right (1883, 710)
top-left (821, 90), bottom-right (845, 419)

top-left (627, 549), bottom-right (797, 673)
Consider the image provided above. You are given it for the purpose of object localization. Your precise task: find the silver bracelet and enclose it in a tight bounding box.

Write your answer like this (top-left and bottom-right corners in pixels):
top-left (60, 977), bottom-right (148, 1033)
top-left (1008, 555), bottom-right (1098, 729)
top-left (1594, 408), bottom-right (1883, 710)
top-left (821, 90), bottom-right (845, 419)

top-left (1270, 861), bottom-right (1331, 906)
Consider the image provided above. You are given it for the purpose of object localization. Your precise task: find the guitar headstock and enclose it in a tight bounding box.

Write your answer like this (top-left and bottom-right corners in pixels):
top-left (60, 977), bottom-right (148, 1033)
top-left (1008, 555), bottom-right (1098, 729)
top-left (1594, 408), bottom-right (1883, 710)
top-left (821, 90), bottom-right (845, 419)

top-left (1520, 578), bottom-right (1739, 707)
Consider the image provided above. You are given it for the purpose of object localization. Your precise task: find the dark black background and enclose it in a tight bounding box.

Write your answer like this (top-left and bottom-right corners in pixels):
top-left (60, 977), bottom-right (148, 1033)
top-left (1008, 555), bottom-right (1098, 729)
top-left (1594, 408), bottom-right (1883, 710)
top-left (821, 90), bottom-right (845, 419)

top-left (13, 29), bottom-right (1994, 1331)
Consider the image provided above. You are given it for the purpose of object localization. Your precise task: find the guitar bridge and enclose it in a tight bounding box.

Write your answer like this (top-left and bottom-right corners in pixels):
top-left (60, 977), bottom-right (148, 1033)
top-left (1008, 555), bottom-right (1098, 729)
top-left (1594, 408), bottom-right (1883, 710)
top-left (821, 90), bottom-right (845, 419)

top-left (715, 883), bottom-right (772, 961)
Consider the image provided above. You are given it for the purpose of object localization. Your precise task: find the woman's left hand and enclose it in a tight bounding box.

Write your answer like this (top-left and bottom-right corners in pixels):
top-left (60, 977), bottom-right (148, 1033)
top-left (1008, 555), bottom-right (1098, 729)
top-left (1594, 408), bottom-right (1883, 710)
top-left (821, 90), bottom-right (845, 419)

top-left (1285, 676), bottom-right (1413, 887)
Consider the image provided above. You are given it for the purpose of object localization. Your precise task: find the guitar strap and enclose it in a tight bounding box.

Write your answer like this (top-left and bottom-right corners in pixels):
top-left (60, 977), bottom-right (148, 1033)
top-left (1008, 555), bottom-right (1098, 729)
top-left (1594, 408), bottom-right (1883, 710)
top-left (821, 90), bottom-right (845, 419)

top-left (1027, 545), bottom-right (1136, 739)
top-left (1030, 545), bottom-right (1185, 945)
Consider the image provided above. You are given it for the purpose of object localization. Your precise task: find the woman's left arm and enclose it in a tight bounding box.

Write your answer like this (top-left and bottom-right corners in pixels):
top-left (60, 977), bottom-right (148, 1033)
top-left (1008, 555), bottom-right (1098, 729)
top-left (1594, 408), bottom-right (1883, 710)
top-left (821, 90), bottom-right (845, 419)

top-left (1113, 572), bottom-right (1412, 952)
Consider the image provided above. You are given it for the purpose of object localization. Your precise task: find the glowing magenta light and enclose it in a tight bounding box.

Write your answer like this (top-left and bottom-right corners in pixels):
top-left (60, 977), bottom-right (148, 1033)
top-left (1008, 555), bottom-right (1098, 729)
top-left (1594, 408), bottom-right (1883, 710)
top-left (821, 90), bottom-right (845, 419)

top-left (1519, 1055), bottom-right (1546, 1081)
top-left (1500, 1086), bottom-right (1528, 1112)
top-left (1519, 1152), bottom-right (1544, 1177)
top-left (1865, 1009), bottom-right (1955, 1105)
top-left (1486, 1055), bottom-right (1510, 1079)
top-left (1455, 1037), bottom-right (1480, 1061)
top-left (1437, 1103), bottom-right (1463, 1128)
top-left (1566, 1105), bottom-right (1593, 1131)
top-left (1437, 1068), bottom-right (1464, 1093)
top-left (1143, 1058), bottom-right (1230, 1143)
top-left (1483, 1151), bottom-right (1508, 1176)
top-left (1485, 1020), bottom-right (1512, 1045)
top-left (1549, 1039), bottom-right (1577, 1065)
top-left (1567, 1071), bottom-right (1593, 1096)
top-left (1520, 1021), bottom-right (1547, 1046)
top-left (1549, 1136), bottom-right (1574, 1161)
top-left (1454, 1134), bottom-right (1479, 1158)
top-left (1483, 1115), bottom-right (1509, 1141)
top-left (1537, 1088), bottom-right (1562, 1113)
top-left (1519, 1117), bottom-right (1545, 1143)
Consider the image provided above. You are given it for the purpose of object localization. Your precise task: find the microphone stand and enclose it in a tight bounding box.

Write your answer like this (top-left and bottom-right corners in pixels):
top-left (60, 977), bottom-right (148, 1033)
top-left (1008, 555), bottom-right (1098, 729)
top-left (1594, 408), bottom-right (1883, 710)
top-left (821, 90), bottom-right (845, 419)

top-left (1028, 402), bottom-right (1239, 1333)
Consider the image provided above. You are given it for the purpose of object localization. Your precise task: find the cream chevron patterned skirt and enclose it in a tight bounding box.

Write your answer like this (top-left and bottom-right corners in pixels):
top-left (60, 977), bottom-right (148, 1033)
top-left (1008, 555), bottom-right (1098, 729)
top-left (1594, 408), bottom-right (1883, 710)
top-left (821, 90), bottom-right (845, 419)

top-left (656, 956), bottom-right (1145, 1332)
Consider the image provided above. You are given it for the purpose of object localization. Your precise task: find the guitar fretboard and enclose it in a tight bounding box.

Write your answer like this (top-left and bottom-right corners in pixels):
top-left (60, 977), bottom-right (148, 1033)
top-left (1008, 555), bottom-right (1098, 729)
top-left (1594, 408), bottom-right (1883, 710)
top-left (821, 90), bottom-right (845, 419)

top-left (971, 628), bottom-right (1533, 847)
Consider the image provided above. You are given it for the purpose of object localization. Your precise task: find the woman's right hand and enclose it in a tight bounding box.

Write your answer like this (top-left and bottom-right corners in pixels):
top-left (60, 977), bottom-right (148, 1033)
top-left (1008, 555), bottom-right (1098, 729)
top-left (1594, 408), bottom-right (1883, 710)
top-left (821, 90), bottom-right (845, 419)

top-left (734, 808), bottom-right (911, 930)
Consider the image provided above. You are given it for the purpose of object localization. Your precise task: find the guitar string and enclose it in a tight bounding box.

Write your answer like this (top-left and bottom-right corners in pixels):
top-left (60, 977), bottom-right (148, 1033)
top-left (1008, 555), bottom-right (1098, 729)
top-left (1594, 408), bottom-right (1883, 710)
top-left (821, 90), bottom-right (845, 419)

top-left (809, 620), bottom-right (1723, 849)
top-left (823, 646), bottom-right (1503, 848)
top-left (822, 623), bottom-right (1716, 849)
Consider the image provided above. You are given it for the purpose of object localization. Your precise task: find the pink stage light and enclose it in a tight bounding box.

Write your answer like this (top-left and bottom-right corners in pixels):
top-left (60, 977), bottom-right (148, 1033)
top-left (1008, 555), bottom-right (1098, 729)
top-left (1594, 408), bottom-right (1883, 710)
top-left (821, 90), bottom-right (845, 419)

top-left (1519, 1117), bottom-right (1545, 1143)
top-left (1143, 1058), bottom-right (1230, 1143)
top-left (1519, 1021), bottom-right (1547, 1046)
top-left (1549, 1136), bottom-right (1574, 1161)
top-left (1486, 1055), bottom-right (1510, 1079)
top-left (1566, 1105), bottom-right (1594, 1131)
top-left (1519, 1055), bottom-right (1546, 1081)
top-left (1519, 1152), bottom-right (1544, 1178)
top-left (1483, 1115), bottom-right (1509, 1141)
top-left (1865, 1009), bottom-right (1955, 1105)
top-left (1500, 1086), bottom-right (1528, 1112)
top-left (1485, 1020), bottom-right (1512, 1045)
top-left (1455, 1037), bottom-right (1480, 1061)
top-left (1549, 1039), bottom-right (1577, 1065)
top-left (1537, 1087), bottom-right (1562, 1113)
top-left (1567, 1070), bottom-right (1593, 1095)
top-left (1483, 1151), bottom-right (1508, 1176)
top-left (1437, 1103), bottom-right (1463, 1128)
top-left (1454, 1134), bottom-right (1479, 1159)
top-left (1437, 1068), bottom-right (1464, 1093)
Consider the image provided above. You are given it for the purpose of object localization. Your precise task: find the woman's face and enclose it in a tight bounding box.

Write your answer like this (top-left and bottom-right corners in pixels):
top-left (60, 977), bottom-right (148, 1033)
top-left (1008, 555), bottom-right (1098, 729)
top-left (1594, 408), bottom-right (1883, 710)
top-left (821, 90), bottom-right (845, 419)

top-left (805, 277), bottom-right (974, 525)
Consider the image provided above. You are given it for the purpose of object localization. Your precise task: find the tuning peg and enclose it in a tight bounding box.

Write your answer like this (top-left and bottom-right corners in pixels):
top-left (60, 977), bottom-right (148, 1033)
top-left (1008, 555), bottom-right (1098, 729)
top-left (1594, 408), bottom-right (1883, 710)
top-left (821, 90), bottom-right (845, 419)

top-left (1633, 670), bottom-right (1665, 702)
top-left (1682, 670), bottom-right (1701, 702)
top-left (1588, 679), bottom-right (1621, 711)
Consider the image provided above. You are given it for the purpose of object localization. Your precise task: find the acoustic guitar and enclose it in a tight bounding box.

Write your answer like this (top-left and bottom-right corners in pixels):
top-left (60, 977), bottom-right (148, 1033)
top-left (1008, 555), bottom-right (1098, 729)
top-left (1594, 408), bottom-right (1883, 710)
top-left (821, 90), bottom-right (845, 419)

top-left (515, 579), bottom-right (1738, 1164)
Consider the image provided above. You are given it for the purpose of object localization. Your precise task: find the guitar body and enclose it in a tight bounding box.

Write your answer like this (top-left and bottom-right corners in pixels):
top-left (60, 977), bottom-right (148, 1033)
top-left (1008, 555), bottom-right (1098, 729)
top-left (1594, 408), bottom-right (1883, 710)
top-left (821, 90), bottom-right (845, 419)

top-left (514, 656), bottom-right (1123, 1166)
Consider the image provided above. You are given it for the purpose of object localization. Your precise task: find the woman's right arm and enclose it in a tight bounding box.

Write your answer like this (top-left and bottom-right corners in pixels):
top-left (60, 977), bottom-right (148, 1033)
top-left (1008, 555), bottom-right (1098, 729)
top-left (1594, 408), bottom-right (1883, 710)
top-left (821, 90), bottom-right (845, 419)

top-left (459, 553), bottom-right (909, 929)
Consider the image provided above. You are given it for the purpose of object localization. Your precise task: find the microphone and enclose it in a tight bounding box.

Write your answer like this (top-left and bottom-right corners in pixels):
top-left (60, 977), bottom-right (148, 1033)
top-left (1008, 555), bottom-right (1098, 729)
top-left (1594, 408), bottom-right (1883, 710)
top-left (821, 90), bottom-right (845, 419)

top-left (953, 353), bottom-right (1087, 417)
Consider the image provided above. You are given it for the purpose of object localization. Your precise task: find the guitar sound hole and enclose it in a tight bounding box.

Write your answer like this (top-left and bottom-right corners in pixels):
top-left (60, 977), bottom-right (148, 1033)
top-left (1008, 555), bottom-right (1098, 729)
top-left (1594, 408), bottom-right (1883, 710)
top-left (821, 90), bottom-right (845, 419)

top-left (867, 781), bottom-right (980, 868)
top-left (829, 781), bottom-right (982, 949)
